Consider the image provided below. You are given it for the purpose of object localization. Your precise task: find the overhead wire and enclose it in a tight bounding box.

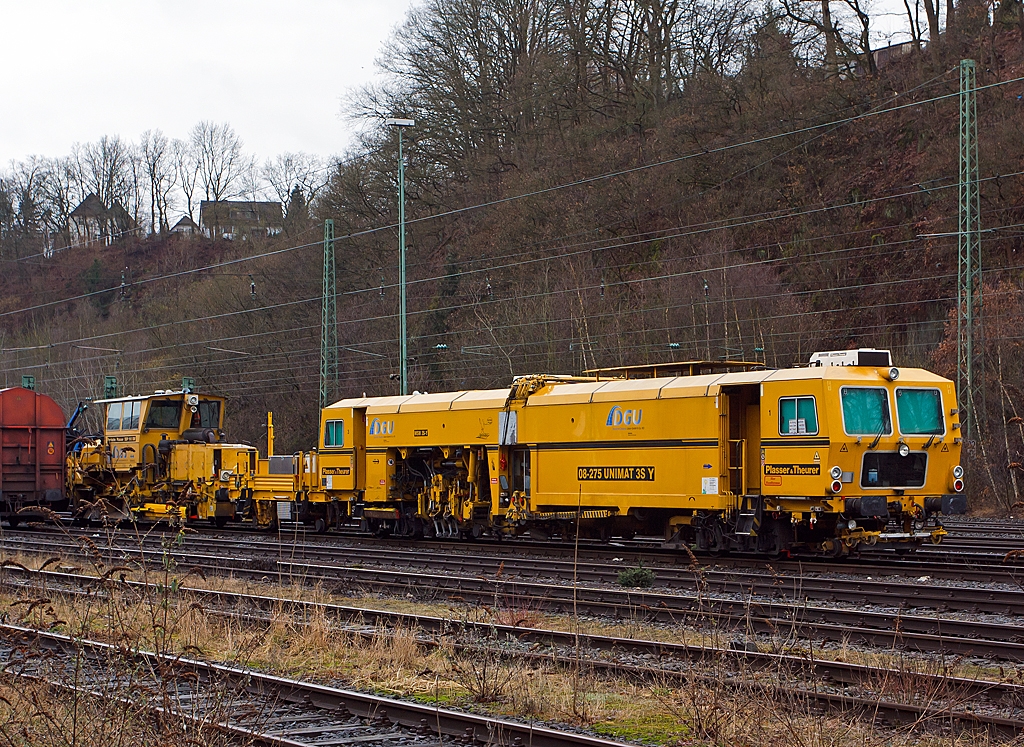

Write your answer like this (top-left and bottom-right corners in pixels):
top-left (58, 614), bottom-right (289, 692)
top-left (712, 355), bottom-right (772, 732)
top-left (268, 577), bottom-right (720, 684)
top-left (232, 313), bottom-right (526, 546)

top-left (21, 239), bottom-right (1024, 390)
top-left (8, 70), bottom-right (1024, 397)
top-left (10, 207), bottom-right (1024, 386)
top-left (7, 165), bottom-right (1016, 363)
top-left (2, 71), bottom-right (1021, 322)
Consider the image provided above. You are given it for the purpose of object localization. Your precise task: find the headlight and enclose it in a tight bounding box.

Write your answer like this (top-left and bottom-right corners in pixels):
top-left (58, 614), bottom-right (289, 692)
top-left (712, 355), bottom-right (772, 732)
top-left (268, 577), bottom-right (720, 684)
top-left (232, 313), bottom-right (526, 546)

top-left (885, 367), bottom-right (900, 381)
top-left (898, 442), bottom-right (910, 458)
top-left (830, 465), bottom-right (843, 480)
top-left (953, 465), bottom-right (964, 479)
top-left (848, 519), bottom-right (858, 530)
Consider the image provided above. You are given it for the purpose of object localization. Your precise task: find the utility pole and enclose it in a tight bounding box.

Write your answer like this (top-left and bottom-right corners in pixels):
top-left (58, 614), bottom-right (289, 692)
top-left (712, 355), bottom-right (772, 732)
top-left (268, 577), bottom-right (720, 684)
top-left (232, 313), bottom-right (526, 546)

top-left (320, 219), bottom-right (338, 410)
top-left (957, 59), bottom-right (983, 440)
top-left (386, 118), bottom-right (414, 395)
top-left (703, 279), bottom-right (711, 360)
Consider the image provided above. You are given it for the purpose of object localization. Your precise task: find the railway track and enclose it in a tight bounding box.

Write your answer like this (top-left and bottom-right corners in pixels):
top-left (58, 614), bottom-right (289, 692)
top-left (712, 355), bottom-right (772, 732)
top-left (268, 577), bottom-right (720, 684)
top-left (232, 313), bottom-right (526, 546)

top-left (2, 530), bottom-right (1022, 614)
top-left (3, 530), bottom-right (1024, 662)
top-left (4, 567), bottom-right (1023, 738)
top-left (14, 516), bottom-right (1024, 561)
top-left (7, 521), bottom-right (1024, 581)
top-left (0, 623), bottom-right (635, 747)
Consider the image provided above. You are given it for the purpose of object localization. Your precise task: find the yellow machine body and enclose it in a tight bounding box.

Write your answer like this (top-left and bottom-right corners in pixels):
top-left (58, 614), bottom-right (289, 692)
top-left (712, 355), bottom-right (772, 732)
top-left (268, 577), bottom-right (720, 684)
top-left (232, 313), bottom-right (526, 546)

top-left (68, 390), bottom-right (257, 525)
top-left (314, 353), bottom-right (964, 554)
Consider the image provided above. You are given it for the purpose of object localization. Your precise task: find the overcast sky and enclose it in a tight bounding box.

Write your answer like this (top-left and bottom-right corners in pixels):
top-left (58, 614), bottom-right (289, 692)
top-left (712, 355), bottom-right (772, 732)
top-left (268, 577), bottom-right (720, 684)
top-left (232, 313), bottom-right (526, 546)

top-left (0, 0), bottom-right (414, 166)
top-left (1, 0), bottom-right (915, 169)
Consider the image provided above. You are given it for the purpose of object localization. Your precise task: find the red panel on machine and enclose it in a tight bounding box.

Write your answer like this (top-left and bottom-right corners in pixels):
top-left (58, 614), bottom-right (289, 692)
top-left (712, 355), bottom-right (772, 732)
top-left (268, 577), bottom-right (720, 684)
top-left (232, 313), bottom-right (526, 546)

top-left (0, 387), bottom-right (66, 503)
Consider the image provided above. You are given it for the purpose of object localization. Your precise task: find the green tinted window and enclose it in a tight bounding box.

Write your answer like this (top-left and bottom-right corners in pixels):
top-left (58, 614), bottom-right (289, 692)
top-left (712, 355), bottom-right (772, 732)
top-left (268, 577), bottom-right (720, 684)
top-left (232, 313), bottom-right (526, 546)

top-left (324, 419), bottom-right (344, 447)
top-left (896, 388), bottom-right (943, 435)
top-left (841, 387), bottom-right (891, 435)
top-left (779, 396), bottom-right (818, 435)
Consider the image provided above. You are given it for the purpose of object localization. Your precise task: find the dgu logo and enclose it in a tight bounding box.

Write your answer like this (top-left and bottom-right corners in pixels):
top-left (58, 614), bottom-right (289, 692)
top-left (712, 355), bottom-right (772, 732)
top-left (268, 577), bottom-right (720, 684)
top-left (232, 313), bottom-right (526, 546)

top-left (368, 418), bottom-right (395, 436)
top-left (606, 406), bottom-right (643, 427)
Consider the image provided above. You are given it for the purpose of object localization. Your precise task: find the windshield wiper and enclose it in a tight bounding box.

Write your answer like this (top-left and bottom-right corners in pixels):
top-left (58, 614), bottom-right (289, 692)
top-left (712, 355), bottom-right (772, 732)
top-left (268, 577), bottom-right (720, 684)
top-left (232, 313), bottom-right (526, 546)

top-left (924, 432), bottom-right (938, 449)
top-left (868, 417), bottom-right (888, 450)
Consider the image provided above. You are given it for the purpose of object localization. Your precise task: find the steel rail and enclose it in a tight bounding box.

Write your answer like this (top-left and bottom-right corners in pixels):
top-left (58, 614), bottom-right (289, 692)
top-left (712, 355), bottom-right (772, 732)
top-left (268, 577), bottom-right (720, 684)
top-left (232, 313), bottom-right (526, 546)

top-left (10, 520), bottom-right (1024, 581)
top-left (5, 563), bottom-right (1022, 705)
top-left (3, 578), bottom-right (1023, 738)
top-left (0, 623), bottom-right (634, 747)
top-left (2, 531), bottom-right (1023, 614)
top-left (3, 538), bottom-right (1024, 662)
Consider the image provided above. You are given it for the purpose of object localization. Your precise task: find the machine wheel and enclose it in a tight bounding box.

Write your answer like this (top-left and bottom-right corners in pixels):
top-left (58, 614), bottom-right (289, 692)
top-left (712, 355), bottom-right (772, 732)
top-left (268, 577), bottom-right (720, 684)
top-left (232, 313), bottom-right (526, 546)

top-left (314, 517), bottom-right (327, 534)
top-left (6, 516), bottom-right (20, 529)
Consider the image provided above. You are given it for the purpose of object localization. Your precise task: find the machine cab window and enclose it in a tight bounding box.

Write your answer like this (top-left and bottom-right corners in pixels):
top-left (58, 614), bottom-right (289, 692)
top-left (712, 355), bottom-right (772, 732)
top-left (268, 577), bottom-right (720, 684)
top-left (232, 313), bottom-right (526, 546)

top-left (778, 396), bottom-right (818, 435)
top-left (324, 419), bottom-right (344, 447)
top-left (146, 400), bottom-right (183, 430)
top-left (840, 387), bottom-right (892, 436)
top-left (195, 400), bottom-right (220, 429)
top-left (106, 401), bottom-right (141, 431)
top-left (895, 388), bottom-right (944, 435)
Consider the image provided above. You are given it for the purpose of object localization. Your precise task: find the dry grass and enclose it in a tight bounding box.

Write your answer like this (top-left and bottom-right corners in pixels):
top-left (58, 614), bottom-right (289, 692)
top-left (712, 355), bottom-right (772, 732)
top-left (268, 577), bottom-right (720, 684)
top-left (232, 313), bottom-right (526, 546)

top-left (0, 639), bottom-right (246, 747)
top-left (0, 532), bottom-right (1021, 746)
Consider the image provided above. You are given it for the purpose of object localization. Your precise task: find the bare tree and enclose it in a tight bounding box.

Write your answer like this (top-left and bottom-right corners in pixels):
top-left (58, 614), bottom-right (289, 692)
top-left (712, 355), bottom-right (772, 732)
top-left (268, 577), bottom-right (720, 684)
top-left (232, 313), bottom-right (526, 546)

top-left (237, 157), bottom-right (266, 203)
top-left (173, 138), bottom-right (200, 222)
top-left (140, 129), bottom-right (176, 233)
top-left (39, 156), bottom-right (81, 247)
top-left (74, 135), bottom-right (135, 211)
top-left (190, 121), bottom-right (247, 202)
top-left (0, 173), bottom-right (14, 250)
top-left (918, 0), bottom-right (938, 42)
top-left (9, 157), bottom-right (49, 238)
top-left (262, 152), bottom-right (328, 206)
top-left (779, 0), bottom-right (857, 73)
top-left (821, 0), bottom-right (839, 74)
top-left (840, 0), bottom-right (875, 74)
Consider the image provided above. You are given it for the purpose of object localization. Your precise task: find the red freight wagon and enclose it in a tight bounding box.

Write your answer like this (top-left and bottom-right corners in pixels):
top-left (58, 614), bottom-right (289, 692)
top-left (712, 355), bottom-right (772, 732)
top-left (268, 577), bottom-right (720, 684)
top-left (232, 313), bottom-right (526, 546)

top-left (0, 387), bottom-right (67, 527)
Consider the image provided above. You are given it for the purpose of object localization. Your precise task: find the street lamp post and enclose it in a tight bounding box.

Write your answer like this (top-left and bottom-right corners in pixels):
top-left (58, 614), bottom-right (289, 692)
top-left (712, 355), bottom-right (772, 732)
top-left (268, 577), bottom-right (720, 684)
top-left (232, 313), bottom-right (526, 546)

top-left (386, 117), bottom-right (415, 395)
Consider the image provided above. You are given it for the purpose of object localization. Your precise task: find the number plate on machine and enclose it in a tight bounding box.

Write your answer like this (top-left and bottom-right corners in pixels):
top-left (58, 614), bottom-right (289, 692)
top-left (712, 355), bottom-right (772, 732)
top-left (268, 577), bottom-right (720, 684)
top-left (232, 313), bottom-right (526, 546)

top-left (577, 466), bottom-right (655, 481)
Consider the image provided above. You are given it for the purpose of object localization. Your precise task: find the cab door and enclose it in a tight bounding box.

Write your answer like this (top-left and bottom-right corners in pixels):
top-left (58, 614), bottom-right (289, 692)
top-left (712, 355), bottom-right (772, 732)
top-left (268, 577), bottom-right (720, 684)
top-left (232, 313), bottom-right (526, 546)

top-left (510, 447), bottom-right (531, 499)
top-left (321, 407), bottom-right (365, 493)
top-left (352, 407), bottom-right (366, 490)
top-left (106, 401), bottom-right (142, 472)
top-left (723, 385), bottom-right (761, 496)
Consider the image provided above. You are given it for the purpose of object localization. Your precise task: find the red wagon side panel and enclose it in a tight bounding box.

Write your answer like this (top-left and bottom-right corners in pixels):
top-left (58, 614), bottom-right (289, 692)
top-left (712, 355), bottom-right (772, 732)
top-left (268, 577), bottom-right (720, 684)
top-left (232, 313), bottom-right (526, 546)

top-left (0, 387), bottom-right (66, 510)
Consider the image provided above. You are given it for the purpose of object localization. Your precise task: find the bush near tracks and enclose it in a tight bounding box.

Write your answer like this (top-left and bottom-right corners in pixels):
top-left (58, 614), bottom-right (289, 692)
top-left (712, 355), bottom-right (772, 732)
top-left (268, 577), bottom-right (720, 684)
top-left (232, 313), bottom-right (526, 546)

top-left (617, 566), bottom-right (656, 589)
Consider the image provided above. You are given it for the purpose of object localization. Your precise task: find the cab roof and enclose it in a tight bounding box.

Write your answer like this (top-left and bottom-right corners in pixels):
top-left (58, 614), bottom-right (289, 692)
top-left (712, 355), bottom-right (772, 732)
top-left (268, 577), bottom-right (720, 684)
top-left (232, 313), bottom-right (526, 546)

top-left (329, 388), bottom-right (509, 414)
top-left (93, 390), bottom-right (225, 405)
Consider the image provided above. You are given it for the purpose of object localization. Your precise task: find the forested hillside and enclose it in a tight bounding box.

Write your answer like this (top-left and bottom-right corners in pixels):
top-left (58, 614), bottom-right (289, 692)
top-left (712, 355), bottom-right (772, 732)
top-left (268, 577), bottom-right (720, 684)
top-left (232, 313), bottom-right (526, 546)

top-left (2, 1), bottom-right (1024, 509)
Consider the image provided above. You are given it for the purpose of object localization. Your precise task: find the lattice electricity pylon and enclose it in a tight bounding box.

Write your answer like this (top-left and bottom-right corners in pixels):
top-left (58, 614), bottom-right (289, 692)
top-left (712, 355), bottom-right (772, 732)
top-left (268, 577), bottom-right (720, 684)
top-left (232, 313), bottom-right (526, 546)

top-left (320, 219), bottom-right (339, 410)
top-left (957, 59), bottom-right (984, 440)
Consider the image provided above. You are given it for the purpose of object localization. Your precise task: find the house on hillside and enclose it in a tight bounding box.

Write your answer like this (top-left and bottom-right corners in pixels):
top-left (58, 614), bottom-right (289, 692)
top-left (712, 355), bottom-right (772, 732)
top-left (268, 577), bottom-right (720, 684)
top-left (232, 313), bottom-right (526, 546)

top-left (70, 193), bottom-right (138, 246)
top-left (169, 216), bottom-right (200, 235)
top-left (851, 39), bottom-right (921, 76)
top-left (199, 201), bottom-right (284, 240)
top-left (871, 39), bottom-right (919, 70)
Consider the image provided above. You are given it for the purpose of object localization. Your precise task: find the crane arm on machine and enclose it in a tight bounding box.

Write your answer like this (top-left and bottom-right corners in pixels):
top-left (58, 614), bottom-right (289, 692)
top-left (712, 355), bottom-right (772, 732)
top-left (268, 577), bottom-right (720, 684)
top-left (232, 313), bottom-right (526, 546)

top-left (65, 402), bottom-right (89, 433)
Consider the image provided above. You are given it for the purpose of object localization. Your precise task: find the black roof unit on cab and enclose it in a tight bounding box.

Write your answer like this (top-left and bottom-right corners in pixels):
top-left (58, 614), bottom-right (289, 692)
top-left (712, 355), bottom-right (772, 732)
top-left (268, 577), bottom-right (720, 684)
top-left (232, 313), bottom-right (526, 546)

top-left (808, 349), bottom-right (892, 367)
top-left (585, 360), bottom-right (766, 380)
